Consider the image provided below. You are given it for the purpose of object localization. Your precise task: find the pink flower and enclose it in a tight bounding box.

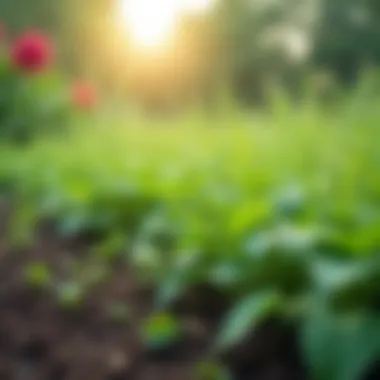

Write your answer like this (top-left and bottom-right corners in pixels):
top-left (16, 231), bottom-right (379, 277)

top-left (11, 30), bottom-right (53, 73)
top-left (71, 82), bottom-right (98, 111)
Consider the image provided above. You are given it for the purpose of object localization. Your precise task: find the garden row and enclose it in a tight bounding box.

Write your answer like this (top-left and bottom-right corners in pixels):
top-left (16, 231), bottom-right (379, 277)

top-left (1, 21), bottom-right (380, 380)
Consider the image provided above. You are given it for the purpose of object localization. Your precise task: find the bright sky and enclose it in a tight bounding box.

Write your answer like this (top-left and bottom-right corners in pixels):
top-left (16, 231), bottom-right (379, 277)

top-left (118, 0), bottom-right (214, 48)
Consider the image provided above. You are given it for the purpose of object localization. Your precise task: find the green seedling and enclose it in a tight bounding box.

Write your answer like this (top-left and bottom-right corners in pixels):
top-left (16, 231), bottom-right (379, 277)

top-left (24, 262), bottom-right (52, 290)
top-left (274, 184), bottom-right (306, 219)
top-left (196, 361), bottom-right (232, 380)
top-left (56, 281), bottom-right (85, 310)
top-left (92, 232), bottom-right (127, 262)
top-left (141, 312), bottom-right (182, 351)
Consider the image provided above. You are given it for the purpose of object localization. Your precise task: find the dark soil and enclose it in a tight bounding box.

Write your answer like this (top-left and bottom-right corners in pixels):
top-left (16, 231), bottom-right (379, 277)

top-left (0, 201), bottom-right (377, 380)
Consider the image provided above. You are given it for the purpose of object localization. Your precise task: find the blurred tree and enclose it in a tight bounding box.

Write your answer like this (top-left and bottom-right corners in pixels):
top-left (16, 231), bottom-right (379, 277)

top-left (312, 0), bottom-right (380, 84)
top-left (213, 0), bottom-right (314, 104)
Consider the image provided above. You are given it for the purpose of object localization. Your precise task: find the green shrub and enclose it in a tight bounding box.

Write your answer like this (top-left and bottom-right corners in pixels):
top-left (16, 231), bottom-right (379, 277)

top-left (0, 56), bottom-right (70, 143)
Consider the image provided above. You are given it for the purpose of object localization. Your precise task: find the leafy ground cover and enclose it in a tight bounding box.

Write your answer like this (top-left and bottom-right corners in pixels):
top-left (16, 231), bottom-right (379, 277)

top-left (0, 90), bottom-right (380, 379)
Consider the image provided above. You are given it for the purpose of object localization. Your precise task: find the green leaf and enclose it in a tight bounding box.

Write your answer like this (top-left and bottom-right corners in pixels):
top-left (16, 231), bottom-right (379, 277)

top-left (141, 313), bottom-right (182, 351)
top-left (214, 290), bottom-right (282, 352)
top-left (24, 262), bottom-right (52, 289)
top-left (302, 311), bottom-right (380, 380)
top-left (92, 231), bottom-right (126, 261)
top-left (312, 258), bottom-right (370, 294)
top-left (155, 251), bottom-right (203, 308)
top-left (274, 184), bottom-right (306, 218)
top-left (156, 273), bottom-right (187, 309)
top-left (210, 261), bottom-right (242, 287)
top-left (58, 211), bottom-right (88, 237)
top-left (312, 257), bottom-right (380, 309)
top-left (57, 282), bottom-right (85, 310)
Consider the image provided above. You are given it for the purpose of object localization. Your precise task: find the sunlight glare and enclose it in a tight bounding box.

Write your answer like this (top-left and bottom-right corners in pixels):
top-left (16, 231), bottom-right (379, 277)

top-left (118, 0), bottom-right (214, 48)
top-left (119, 0), bottom-right (180, 48)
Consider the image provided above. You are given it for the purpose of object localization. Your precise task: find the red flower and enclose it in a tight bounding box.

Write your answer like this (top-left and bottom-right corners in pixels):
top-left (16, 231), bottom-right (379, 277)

top-left (11, 30), bottom-right (53, 73)
top-left (71, 82), bottom-right (97, 111)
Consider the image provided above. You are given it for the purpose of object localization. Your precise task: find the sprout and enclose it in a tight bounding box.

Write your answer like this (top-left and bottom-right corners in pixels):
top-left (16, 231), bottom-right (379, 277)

top-left (141, 313), bottom-right (182, 351)
top-left (57, 282), bottom-right (85, 310)
top-left (24, 262), bottom-right (52, 290)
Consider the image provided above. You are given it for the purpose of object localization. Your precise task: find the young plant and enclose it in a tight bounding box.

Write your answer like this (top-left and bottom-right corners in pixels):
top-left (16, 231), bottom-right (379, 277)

top-left (141, 312), bottom-right (182, 351)
top-left (214, 290), bottom-right (283, 352)
top-left (24, 262), bottom-right (52, 290)
top-left (91, 231), bottom-right (127, 262)
top-left (56, 281), bottom-right (86, 311)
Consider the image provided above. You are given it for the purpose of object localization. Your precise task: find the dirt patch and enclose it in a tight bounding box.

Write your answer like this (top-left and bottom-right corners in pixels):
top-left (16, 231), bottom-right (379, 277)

top-left (0, 201), bottom-right (377, 380)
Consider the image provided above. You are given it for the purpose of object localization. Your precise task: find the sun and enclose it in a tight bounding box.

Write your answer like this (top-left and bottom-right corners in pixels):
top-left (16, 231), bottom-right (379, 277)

top-left (119, 0), bottom-right (180, 48)
top-left (118, 0), bottom-right (214, 48)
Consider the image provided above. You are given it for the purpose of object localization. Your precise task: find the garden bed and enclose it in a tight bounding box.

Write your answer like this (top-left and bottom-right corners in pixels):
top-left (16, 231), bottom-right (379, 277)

top-left (1, 202), bottom-right (379, 380)
top-left (1, 13), bottom-right (380, 380)
top-left (0, 201), bottom-right (311, 380)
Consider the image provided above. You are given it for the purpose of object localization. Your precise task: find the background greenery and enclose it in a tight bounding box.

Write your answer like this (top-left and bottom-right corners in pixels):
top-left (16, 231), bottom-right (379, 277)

top-left (3, 0), bottom-right (380, 108)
